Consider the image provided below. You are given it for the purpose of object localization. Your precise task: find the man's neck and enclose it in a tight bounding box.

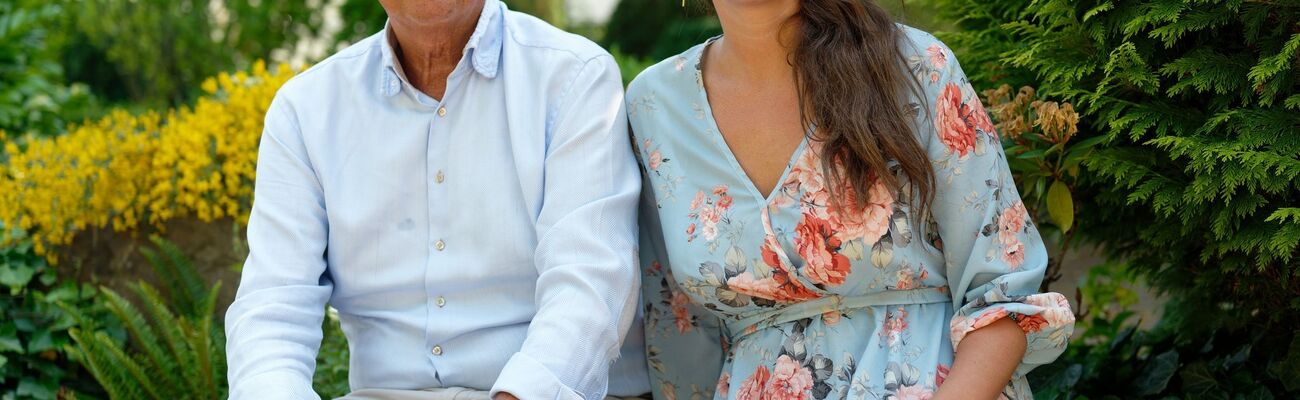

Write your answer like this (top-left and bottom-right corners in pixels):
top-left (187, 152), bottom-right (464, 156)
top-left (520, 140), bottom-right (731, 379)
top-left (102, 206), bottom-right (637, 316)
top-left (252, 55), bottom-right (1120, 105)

top-left (387, 0), bottom-right (485, 100)
top-left (709, 0), bottom-right (800, 82)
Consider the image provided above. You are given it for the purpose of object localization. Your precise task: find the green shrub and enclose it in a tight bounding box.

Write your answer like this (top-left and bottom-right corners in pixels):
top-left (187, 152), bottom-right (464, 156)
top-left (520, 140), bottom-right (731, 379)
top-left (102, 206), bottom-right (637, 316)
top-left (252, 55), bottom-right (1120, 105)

top-left (935, 0), bottom-right (1300, 397)
top-left (67, 236), bottom-right (226, 399)
top-left (602, 0), bottom-right (721, 61)
top-left (314, 309), bottom-right (352, 399)
top-left (59, 0), bottom-right (326, 106)
top-left (0, 228), bottom-right (111, 399)
top-left (0, 1), bottom-right (96, 137)
top-left (63, 236), bottom-right (355, 398)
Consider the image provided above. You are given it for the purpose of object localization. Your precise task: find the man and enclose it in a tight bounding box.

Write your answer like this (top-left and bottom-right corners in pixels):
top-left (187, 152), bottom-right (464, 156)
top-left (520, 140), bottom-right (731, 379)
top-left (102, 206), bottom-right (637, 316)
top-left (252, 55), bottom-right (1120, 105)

top-left (223, 0), bottom-right (649, 398)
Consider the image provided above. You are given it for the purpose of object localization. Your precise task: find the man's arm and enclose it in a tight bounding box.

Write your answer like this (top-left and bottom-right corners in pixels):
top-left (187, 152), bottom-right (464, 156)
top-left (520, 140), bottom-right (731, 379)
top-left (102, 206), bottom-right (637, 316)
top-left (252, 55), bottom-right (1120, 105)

top-left (225, 95), bottom-right (332, 400)
top-left (489, 54), bottom-right (641, 400)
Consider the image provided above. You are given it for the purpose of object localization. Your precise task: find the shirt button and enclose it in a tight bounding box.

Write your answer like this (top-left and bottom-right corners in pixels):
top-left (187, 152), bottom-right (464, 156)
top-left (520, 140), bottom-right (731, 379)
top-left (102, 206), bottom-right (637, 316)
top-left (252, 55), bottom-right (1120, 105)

top-left (435, 170), bottom-right (445, 183)
top-left (437, 106), bottom-right (447, 117)
top-left (435, 239), bottom-right (446, 251)
top-left (435, 296), bottom-right (446, 307)
top-left (431, 345), bottom-right (442, 356)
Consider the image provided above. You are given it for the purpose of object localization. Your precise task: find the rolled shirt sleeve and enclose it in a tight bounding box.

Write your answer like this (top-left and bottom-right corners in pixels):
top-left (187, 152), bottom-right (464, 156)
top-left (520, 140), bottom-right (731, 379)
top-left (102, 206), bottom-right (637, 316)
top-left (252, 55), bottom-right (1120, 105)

top-left (490, 54), bottom-right (641, 400)
top-left (224, 95), bottom-right (332, 400)
top-left (921, 37), bottom-right (1075, 377)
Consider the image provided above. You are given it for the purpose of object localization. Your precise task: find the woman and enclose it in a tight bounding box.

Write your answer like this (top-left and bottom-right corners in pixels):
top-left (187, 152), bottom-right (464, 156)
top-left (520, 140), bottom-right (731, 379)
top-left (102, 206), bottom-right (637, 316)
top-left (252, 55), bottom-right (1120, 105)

top-left (629, 1), bottom-right (1074, 399)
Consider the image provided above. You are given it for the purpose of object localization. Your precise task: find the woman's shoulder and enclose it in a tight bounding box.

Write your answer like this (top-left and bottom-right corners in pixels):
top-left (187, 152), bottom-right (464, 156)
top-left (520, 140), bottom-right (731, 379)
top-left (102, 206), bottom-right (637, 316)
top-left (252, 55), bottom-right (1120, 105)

top-left (625, 40), bottom-right (711, 103)
top-left (894, 23), bottom-right (953, 60)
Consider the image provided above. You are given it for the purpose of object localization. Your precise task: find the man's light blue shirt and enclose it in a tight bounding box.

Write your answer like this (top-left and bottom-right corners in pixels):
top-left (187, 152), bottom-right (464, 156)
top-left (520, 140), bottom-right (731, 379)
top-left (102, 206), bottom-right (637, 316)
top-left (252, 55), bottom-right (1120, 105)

top-left (224, 1), bottom-right (649, 398)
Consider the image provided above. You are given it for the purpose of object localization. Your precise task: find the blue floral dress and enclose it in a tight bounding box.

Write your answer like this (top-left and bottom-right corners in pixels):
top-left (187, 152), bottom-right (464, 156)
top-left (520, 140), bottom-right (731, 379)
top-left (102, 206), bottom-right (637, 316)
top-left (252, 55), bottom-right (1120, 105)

top-left (628, 27), bottom-right (1074, 400)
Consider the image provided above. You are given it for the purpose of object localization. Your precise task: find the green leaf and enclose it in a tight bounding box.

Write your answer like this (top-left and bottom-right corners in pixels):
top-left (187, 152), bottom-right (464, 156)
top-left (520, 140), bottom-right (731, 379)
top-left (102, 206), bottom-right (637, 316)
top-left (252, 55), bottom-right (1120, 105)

top-left (0, 262), bottom-right (35, 289)
top-left (1133, 350), bottom-right (1179, 396)
top-left (1179, 362), bottom-right (1217, 395)
top-left (25, 329), bottom-right (53, 353)
top-left (1046, 180), bottom-right (1075, 232)
top-left (1268, 336), bottom-right (1300, 392)
top-left (0, 323), bottom-right (22, 354)
top-left (16, 377), bottom-right (56, 399)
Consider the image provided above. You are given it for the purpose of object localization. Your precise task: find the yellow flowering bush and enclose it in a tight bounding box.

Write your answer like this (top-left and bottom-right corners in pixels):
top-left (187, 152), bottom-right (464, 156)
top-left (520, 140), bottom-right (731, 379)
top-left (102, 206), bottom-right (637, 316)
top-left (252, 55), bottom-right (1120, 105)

top-left (0, 61), bottom-right (300, 263)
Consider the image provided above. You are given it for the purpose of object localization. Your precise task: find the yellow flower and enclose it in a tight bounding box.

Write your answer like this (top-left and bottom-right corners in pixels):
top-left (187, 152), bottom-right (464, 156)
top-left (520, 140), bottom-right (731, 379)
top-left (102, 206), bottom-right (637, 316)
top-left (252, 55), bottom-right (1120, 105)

top-left (0, 61), bottom-right (303, 261)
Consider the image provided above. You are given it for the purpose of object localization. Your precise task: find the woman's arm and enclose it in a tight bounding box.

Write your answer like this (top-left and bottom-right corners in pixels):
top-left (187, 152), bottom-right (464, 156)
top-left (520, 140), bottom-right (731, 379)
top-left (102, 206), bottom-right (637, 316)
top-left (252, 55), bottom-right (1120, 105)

top-left (934, 318), bottom-right (1026, 400)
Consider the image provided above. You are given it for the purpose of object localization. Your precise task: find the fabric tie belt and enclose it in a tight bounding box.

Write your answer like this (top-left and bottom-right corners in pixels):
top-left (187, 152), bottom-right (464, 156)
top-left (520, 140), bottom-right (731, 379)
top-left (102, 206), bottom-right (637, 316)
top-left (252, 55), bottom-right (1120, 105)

top-left (723, 287), bottom-right (951, 342)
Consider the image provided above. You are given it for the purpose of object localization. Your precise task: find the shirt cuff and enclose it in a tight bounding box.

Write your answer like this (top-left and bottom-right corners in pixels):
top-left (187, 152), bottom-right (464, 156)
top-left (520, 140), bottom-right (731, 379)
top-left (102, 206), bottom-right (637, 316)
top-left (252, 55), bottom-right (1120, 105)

top-left (229, 369), bottom-right (320, 400)
top-left (490, 352), bottom-right (584, 400)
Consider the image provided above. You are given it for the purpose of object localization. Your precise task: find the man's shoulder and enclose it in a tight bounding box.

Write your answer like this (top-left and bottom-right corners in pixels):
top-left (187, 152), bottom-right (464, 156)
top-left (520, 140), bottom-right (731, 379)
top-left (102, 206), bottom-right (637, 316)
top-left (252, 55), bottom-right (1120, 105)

top-left (275, 32), bottom-right (383, 104)
top-left (500, 10), bottom-right (610, 64)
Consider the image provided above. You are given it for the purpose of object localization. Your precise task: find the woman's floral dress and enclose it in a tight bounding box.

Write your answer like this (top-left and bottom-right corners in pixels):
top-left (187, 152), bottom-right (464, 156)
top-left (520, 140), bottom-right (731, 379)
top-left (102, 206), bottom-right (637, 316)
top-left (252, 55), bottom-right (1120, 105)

top-left (628, 27), bottom-right (1075, 400)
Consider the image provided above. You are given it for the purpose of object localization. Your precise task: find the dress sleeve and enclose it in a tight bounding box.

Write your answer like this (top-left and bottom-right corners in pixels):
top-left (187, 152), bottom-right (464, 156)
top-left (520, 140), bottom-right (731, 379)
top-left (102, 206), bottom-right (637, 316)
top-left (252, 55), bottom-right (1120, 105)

top-left (920, 37), bottom-right (1075, 376)
top-left (630, 123), bottom-right (727, 399)
top-left (637, 186), bottom-right (728, 400)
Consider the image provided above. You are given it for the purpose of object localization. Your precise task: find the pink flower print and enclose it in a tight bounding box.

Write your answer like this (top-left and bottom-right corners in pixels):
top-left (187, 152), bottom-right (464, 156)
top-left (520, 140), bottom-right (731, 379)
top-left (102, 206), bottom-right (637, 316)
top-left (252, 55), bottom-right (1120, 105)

top-left (713, 184), bottom-right (729, 196)
top-left (736, 366), bottom-right (770, 400)
top-left (716, 373), bottom-right (731, 399)
top-left (1017, 314), bottom-right (1049, 333)
top-left (881, 306), bottom-right (910, 346)
top-left (927, 44), bottom-right (947, 70)
top-left (670, 291), bottom-right (693, 333)
top-left (754, 235), bottom-right (824, 302)
top-left (936, 364), bottom-right (949, 388)
top-left (764, 355), bottom-right (814, 400)
top-left (795, 212), bottom-right (852, 287)
top-left (1002, 240), bottom-right (1026, 269)
top-left (787, 146), bottom-right (827, 194)
top-left (1024, 293), bottom-right (1075, 327)
top-left (949, 315), bottom-right (972, 344)
top-left (718, 193), bottom-right (734, 210)
top-left (972, 308), bottom-right (1010, 331)
top-left (660, 381), bottom-right (677, 400)
top-left (894, 267), bottom-right (918, 290)
top-left (822, 310), bottom-right (842, 326)
top-left (935, 83), bottom-right (979, 157)
top-left (685, 223), bottom-right (697, 241)
top-left (761, 235), bottom-right (785, 269)
top-left (969, 94), bottom-right (997, 137)
top-left (648, 150), bottom-right (663, 170)
top-left (893, 384), bottom-right (935, 400)
top-left (830, 175), bottom-right (894, 245)
top-left (997, 201), bottom-right (1028, 245)
top-left (727, 274), bottom-right (784, 300)
top-left (698, 206), bottom-right (722, 241)
top-left (690, 191), bottom-right (705, 211)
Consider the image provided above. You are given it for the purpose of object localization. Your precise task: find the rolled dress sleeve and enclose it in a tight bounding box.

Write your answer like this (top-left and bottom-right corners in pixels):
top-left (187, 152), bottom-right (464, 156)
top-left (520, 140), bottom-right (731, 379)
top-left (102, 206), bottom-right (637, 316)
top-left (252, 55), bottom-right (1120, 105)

top-left (921, 37), bottom-right (1075, 377)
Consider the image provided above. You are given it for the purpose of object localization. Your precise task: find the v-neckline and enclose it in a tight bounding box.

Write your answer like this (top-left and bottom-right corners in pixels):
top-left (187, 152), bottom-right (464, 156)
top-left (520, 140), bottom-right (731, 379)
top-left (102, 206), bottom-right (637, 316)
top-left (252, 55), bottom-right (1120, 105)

top-left (693, 37), bottom-right (811, 204)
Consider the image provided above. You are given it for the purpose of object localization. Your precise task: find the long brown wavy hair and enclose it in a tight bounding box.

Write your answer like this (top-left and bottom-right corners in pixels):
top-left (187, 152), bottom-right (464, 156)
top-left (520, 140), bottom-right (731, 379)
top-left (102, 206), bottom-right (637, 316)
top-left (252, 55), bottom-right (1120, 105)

top-left (791, 0), bottom-right (934, 216)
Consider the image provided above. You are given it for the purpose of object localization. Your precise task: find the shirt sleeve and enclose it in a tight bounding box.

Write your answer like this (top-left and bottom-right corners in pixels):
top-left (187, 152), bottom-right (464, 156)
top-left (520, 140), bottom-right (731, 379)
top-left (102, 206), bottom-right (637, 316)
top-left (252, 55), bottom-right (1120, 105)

top-left (636, 176), bottom-right (727, 400)
top-left (490, 54), bottom-right (642, 400)
top-left (224, 95), bottom-right (331, 400)
top-left (921, 38), bottom-right (1076, 377)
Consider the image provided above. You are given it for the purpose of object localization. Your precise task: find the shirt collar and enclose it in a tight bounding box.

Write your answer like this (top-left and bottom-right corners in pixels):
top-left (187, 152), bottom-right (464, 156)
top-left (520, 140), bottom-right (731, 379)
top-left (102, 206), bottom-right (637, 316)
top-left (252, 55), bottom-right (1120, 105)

top-left (379, 0), bottom-right (503, 97)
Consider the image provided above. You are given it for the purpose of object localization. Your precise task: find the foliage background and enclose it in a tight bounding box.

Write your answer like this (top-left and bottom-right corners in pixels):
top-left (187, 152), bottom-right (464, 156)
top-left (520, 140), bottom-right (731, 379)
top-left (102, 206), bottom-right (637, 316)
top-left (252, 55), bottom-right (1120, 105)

top-left (0, 0), bottom-right (1296, 399)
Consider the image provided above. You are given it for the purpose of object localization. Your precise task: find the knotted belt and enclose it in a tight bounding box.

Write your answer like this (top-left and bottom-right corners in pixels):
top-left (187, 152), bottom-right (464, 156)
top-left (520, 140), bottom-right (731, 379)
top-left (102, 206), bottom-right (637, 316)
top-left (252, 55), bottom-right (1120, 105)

top-left (723, 287), bottom-right (951, 342)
